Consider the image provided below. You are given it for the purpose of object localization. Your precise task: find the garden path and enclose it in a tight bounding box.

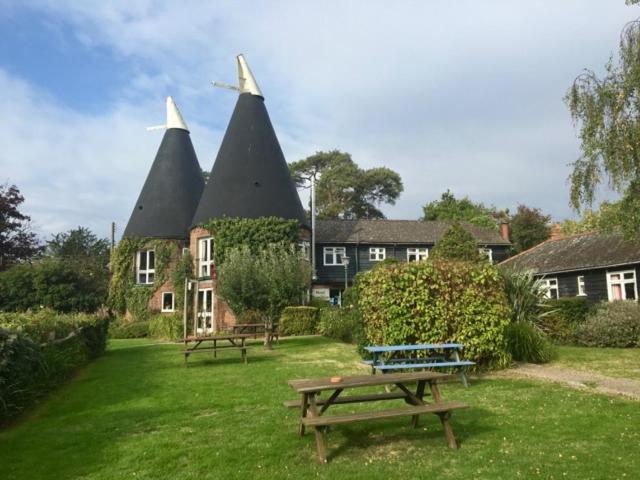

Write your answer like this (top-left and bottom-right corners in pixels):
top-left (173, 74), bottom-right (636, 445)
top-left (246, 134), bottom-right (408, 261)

top-left (498, 363), bottom-right (640, 400)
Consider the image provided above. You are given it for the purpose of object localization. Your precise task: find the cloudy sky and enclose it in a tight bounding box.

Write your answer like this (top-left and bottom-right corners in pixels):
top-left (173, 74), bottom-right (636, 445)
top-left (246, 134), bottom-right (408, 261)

top-left (0, 1), bottom-right (637, 240)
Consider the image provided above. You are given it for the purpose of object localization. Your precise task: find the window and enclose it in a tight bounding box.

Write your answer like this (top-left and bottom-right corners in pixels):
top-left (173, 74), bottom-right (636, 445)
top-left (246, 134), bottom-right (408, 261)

top-left (161, 292), bottom-right (175, 312)
top-left (407, 248), bottom-right (428, 262)
top-left (478, 248), bottom-right (493, 263)
top-left (198, 237), bottom-right (214, 277)
top-left (323, 246), bottom-right (346, 266)
top-left (136, 250), bottom-right (155, 284)
top-left (299, 241), bottom-right (311, 260)
top-left (541, 277), bottom-right (559, 299)
top-left (369, 247), bottom-right (386, 261)
top-left (577, 276), bottom-right (586, 296)
top-left (607, 270), bottom-right (637, 301)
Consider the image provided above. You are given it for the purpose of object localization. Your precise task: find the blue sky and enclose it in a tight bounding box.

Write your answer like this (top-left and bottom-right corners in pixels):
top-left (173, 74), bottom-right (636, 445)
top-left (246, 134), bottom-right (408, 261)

top-left (0, 1), bottom-right (637, 240)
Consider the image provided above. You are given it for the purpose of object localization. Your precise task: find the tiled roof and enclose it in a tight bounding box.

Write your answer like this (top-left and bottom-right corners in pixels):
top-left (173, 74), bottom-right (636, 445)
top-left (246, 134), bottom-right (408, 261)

top-left (315, 219), bottom-right (509, 245)
top-left (499, 232), bottom-right (640, 274)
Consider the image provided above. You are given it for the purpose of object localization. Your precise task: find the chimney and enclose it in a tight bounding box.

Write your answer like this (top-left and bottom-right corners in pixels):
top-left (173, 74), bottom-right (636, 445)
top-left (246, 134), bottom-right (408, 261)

top-left (500, 222), bottom-right (510, 242)
top-left (549, 223), bottom-right (563, 240)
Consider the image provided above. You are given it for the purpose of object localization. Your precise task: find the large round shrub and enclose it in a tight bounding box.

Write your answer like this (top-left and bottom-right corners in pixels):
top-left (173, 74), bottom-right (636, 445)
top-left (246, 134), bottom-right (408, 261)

top-left (574, 301), bottom-right (640, 347)
top-left (358, 260), bottom-right (511, 368)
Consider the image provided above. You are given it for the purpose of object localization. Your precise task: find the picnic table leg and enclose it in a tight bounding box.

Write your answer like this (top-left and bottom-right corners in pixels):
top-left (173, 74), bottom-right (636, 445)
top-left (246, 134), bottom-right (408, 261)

top-left (214, 339), bottom-right (217, 358)
top-left (298, 393), bottom-right (308, 437)
top-left (453, 349), bottom-right (469, 387)
top-left (242, 338), bottom-right (247, 364)
top-left (429, 380), bottom-right (459, 449)
top-left (411, 380), bottom-right (427, 428)
top-left (308, 393), bottom-right (328, 464)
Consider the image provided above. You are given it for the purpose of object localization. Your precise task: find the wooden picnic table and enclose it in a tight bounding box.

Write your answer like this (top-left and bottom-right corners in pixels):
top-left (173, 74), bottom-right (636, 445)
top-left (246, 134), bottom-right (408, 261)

top-left (286, 371), bottom-right (468, 463)
top-left (364, 343), bottom-right (475, 387)
top-left (232, 322), bottom-right (279, 342)
top-left (181, 333), bottom-right (252, 365)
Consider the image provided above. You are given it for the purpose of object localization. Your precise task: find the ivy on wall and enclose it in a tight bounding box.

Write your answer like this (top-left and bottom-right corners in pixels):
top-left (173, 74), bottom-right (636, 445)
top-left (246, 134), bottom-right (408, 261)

top-left (201, 217), bottom-right (301, 264)
top-left (107, 239), bottom-right (181, 321)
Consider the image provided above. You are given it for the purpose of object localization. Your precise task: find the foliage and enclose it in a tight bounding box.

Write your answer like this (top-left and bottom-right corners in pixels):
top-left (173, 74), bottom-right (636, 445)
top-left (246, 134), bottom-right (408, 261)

top-left (358, 260), bottom-right (511, 368)
top-left (109, 319), bottom-right (150, 339)
top-left (171, 250), bottom-right (193, 313)
top-left (504, 322), bottom-right (557, 363)
top-left (565, 19), bottom-right (640, 239)
top-left (279, 306), bottom-right (319, 336)
top-left (148, 313), bottom-right (182, 341)
top-left (509, 204), bottom-right (551, 253)
top-left (217, 245), bottom-right (311, 335)
top-left (540, 298), bottom-right (593, 343)
top-left (289, 150), bottom-right (403, 219)
top-left (422, 190), bottom-right (503, 229)
top-left (202, 217), bottom-right (301, 265)
top-left (318, 306), bottom-right (364, 344)
top-left (46, 226), bottom-right (110, 262)
top-left (0, 310), bottom-right (109, 424)
top-left (107, 238), bottom-right (177, 321)
top-left (560, 200), bottom-right (624, 235)
top-left (0, 259), bottom-right (108, 313)
top-left (430, 223), bottom-right (482, 262)
top-left (0, 183), bottom-right (41, 271)
top-left (574, 301), bottom-right (640, 347)
top-left (501, 269), bottom-right (550, 325)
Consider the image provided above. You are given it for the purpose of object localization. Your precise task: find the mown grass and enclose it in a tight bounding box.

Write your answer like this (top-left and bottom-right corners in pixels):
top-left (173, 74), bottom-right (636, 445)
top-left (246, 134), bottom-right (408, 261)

top-left (0, 336), bottom-right (638, 479)
top-left (551, 345), bottom-right (640, 380)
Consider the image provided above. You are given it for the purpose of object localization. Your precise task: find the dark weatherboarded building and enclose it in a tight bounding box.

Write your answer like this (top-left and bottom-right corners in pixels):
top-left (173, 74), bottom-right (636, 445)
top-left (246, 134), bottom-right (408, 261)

top-left (312, 219), bottom-right (511, 303)
top-left (499, 232), bottom-right (640, 302)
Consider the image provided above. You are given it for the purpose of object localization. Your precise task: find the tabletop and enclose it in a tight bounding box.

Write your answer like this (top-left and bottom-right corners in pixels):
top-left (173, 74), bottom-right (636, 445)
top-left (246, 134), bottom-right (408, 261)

top-left (364, 343), bottom-right (464, 353)
top-left (288, 371), bottom-right (449, 394)
top-left (185, 333), bottom-right (253, 341)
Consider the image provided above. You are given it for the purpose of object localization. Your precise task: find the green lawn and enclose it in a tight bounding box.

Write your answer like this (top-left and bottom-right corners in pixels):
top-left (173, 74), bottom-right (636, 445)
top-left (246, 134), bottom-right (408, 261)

top-left (552, 345), bottom-right (640, 380)
top-left (1, 337), bottom-right (638, 480)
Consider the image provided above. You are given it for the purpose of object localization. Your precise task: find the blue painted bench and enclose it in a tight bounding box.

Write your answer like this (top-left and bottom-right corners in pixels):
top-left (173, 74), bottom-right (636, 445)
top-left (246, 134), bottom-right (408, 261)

top-left (363, 343), bottom-right (475, 387)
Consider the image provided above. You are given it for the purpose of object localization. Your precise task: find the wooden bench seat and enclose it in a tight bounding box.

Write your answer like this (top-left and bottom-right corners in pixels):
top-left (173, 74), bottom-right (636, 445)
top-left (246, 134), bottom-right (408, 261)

top-left (301, 401), bottom-right (468, 427)
top-left (283, 391), bottom-right (410, 408)
top-left (374, 360), bottom-right (475, 370)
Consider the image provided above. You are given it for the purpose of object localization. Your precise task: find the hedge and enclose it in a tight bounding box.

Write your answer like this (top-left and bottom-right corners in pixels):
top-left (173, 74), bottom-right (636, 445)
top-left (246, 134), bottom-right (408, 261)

top-left (574, 301), bottom-right (640, 347)
top-left (540, 297), bottom-right (593, 343)
top-left (358, 260), bottom-right (511, 368)
top-left (279, 307), bottom-right (319, 336)
top-left (318, 306), bottom-right (364, 344)
top-left (0, 310), bottom-right (110, 425)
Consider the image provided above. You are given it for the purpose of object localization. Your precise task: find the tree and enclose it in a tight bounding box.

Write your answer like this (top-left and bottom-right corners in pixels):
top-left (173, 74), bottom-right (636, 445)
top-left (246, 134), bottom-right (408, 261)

top-left (430, 223), bottom-right (482, 262)
top-left (217, 244), bottom-right (311, 349)
top-left (422, 190), bottom-right (504, 229)
top-left (289, 150), bottom-right (403, 219)
top-left (565, 18), bottom-right (640, 239)
top-left (559, 200), bottom-right (624, 235)
top-left (0, 184), bottom-right (41, 270)
top-left (509, 205), bottom-right (551, 253)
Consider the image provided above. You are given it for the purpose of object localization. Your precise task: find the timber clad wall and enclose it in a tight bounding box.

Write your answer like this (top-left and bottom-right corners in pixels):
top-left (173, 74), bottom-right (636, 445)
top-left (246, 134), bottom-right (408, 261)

top-left (546, 264), bottom-right (640, 303)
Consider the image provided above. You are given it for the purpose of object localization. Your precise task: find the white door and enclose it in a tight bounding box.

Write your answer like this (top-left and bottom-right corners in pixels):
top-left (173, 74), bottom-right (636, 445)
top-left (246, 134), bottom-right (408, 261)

top-left (196, 289), bottom-right (214, 335)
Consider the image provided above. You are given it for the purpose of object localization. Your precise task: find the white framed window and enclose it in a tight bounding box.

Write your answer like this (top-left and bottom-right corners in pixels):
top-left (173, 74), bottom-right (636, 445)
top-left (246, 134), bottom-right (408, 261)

top-left (161, 292), bottom-right (175, 312)
top-left (607, 270), bottom-right (637, 301)
top-left (198, 237), bottom-right (214, 277)
top-left (541, 277), bottom-right (559, 299)
top-left (577, 276), bottom-right (586, 296)
top-left (369, 247), bottom-right (386, 261)
top-left (136, 250), bottom-right (155, 284)
top-left (299, 240), bottom-right (311, 260)
top-left (324, 246), bottom-right (346, 266)
top-left (407, 248), bottom-right (428, 262)
top-left (479, 248), bottom-right (493, 263)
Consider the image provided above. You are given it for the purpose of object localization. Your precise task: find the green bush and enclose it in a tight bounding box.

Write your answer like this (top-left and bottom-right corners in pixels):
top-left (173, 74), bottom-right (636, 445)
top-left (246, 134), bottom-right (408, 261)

top-left (318, 307), bottom-right (363, 344)
top-left (109, 319), bottom-right (150, 339)
top-left (574, 301), bottom-right (640, 347)
top-left (0, 311), bottom-right (110, 425)
top-left (148, 313), bottom-right (182, 341)
top-left (505, 322), bottom-right (556, 363)
top-left (358, 260), bottom-right (511, 368)
top-left (279, 307), bottom-right (319, 336)
top-left (541, 297), bottom-right (593, 343)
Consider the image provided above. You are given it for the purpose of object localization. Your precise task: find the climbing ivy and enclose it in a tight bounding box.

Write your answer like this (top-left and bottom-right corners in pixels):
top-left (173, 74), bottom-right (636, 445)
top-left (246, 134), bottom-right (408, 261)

top-left (107, 238), bottom-right (178, 321)
top-left (201, 217), bottom-right (301, 264)
top-left (171, 250), bottom-right (194, 312)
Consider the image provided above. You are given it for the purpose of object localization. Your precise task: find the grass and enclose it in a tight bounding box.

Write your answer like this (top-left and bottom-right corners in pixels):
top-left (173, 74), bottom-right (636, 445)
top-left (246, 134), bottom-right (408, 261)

top-left (0, 337), bottom-right (639, 479)
top-left (551, 345), bottom-right (640, 380)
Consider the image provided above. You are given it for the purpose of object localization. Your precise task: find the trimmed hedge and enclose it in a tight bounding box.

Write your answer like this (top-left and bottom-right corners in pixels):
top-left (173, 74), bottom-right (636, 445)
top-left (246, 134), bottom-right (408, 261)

top-left (574, 301), bottom-right (640, 347)
top-left (279, 307), bottom-right (319, 336)
top-left (540, 297), bottom-right (592, 343)
top-left (358, 260), bottom-right (511, 368)
top-left (109, 320), bottom-right (150, 339)
top-left (148, 313), bottom-right (182, 341)
top-left (318, 306), bottom-right (363, 344)
top-left (0, 310), bottom-right (110, 425)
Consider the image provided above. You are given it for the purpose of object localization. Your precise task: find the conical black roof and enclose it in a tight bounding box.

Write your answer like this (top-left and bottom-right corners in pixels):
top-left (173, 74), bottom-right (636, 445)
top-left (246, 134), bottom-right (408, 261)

top-left (124, 128), bottom-right (205, 240)
top-left (191, 93), bottom-right (309, 228)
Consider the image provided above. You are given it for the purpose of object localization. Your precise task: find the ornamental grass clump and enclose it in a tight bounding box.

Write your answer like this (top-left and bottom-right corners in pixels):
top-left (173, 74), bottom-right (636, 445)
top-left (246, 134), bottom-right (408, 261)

top-left (358, 260), bottom-right (511, 368)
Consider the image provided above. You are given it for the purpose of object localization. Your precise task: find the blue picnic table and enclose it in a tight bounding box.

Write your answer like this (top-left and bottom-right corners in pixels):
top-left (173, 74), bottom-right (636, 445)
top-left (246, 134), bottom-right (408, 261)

top-left (363, 343), bottom-right (475, 387)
